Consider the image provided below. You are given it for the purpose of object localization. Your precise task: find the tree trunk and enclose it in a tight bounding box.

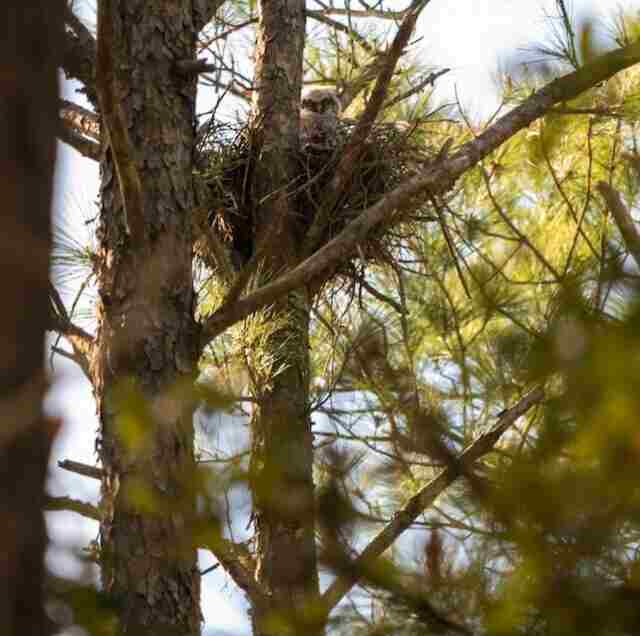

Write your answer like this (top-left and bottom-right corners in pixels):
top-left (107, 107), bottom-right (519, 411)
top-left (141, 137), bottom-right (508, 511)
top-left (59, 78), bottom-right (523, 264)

top-left (0, 2), bottom-right (62, 634)
top-left (248, 2), bottom-right (321, 634)
top-left (92, 2), bottom-right (201, 634)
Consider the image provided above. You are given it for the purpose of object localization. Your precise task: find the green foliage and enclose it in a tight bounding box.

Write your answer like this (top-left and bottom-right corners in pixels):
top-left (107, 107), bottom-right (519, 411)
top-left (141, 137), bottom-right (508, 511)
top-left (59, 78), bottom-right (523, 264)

top-left (51, 2), bottom-right (640, 635)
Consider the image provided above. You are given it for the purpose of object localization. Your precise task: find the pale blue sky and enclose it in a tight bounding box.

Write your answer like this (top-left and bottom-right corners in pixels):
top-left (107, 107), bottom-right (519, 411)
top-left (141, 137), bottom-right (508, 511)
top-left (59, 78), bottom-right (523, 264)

top-left (48, 2), bottom-right (637, 634)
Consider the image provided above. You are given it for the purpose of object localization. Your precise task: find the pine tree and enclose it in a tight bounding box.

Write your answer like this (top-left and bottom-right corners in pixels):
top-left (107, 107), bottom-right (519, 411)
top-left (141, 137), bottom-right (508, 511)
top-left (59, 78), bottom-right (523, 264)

top-left (49, 2), bottom-right (640, 635)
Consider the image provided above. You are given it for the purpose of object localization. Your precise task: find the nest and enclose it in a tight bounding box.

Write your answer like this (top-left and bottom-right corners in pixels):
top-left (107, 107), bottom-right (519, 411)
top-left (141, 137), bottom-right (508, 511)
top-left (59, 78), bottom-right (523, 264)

top-left (194, 119), bottom-right (435, 274)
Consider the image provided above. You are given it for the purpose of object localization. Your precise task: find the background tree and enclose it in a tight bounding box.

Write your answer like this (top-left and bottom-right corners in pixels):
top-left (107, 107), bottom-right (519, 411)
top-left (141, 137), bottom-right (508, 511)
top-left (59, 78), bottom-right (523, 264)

top-left (48, 1), bottom-right (640, 635)
top-left (0, 2), bottom-right (63, 635)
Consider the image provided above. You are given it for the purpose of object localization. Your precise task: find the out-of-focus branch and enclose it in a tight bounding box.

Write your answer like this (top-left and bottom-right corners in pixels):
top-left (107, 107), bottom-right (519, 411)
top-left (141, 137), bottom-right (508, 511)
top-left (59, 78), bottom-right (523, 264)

top-left (45, 495), bottom-right (100, 521)
top-left (320, 386), bottom-right (545, 613)
top-left (58, 459), bottom-right (103, 480)
top-left (201, 536), bottom-right (266, 603)
top-left (596, 181), bottom-right (640, 268)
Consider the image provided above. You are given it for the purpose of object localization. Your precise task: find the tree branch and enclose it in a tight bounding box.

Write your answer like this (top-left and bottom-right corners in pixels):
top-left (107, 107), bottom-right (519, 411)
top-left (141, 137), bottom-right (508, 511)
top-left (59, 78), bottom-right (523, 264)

top-left (304, 0), bottom-right (434, 253)
top-left (48, 283), bottom-right (94, 378)
top-left (53, 457), bottom-right (264, 601)
top-left (58, 119), bottom-right (100, 161)
top-left (62, 5), bottom-right (97, 105)
top-left (45, 495), bottom-right (100, 521)
top-left (320, 386), bottom-right (545, 614)
top-left (60, 100), bottom-right (100, 141)
top-left (311, 4), bottom-right (409, 20)
top-left (58, 459), bottom-right (103, 480)
top-left (201, 535), bottom-right (267, 603)
top-left (596, 181), bottom-right (640, 268)
top-left (174, 58), bottom-right (217, 76)
top-left (199, 40), bottom-right (640, 347)
top-left (306, 10), bottom-right (377, 56)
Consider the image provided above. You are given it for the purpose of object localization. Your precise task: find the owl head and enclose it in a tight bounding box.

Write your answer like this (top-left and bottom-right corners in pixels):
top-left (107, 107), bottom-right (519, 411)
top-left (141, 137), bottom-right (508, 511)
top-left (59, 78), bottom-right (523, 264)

top-left (301, 87), bottom-right (342, 117)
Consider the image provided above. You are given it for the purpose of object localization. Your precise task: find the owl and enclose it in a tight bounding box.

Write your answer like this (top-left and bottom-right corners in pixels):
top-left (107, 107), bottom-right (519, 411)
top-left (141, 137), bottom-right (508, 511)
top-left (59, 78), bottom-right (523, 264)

top-left (300, 87), bottom-right (341, 151)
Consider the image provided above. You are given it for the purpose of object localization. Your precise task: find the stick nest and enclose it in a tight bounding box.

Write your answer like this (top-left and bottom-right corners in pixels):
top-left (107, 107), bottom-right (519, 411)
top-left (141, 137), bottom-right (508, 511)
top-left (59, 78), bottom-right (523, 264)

top-left (194, 120), bottom-right (435, 272)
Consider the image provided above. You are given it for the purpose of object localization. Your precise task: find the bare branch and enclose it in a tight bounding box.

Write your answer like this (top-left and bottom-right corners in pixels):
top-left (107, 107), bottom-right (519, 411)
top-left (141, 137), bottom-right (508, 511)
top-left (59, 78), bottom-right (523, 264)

top-left (48, 284), bottom-right (94, 347)
top-left (62, 5), bottom-right (97, 105)
top-left (320, 386), bottom-right (545, 613)
top-left (174, 58), bottom-right (217, 76)
top-left (201, 536), bottom-right (267, 603)
top-left (48, 283), bottom-right (94, 378)
top-left (596, 181), bottom-right (640, 268)
top-left (45, 495), bottom-right (100, 521)
top-left (383, 67), bottom-right (450, 111)
top-left (58, 119), bottom-right (100, 161)
top-left (199, 40), bottom-right (640, 346)
top-left (306, 10), bottom-right (377, 56)
top-left (58, 459), bottom-right (102, 480)
top-left (60, 100), bottom-right (100, 141)
top-left (311, 4), bottom-right (409, 20)
top-left (54, 460), bottom-right (264, 599)
top-left (58, 97), bottom-right (101, 159)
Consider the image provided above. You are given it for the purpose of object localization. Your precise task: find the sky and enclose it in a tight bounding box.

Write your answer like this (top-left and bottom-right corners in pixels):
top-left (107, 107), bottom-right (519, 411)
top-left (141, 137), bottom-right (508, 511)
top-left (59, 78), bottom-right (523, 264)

top-left (48, 1), bottom-right (638, 634)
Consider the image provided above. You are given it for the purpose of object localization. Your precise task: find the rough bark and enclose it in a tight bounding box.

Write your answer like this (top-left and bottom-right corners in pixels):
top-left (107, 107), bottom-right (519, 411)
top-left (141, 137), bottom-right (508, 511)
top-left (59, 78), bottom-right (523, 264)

top-left (0, 1), bottom-right (63, 634)
top-left (92, 2), bottom-right (201, 634)
top-left (247, 2), bottom-right (321, 634)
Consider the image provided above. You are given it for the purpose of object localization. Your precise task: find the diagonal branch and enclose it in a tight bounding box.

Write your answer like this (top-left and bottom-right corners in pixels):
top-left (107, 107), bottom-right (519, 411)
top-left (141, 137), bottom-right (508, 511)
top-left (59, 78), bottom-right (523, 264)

top-left (320, 385), bottom-right (545, 614)
top-left (201, 535), bottom-right (267, 603)
top-left (48, 283), bottom-right (94, 378)
top-left (306, 10), bottom-right (377, 56)
top-left (199, 39), bottom-right (640, 347)
top-left (58, 119), bottom-right (100, 161)
top-left (58, 99), bottom-right (101, 159)
top-left (596, 180), bottom-right (640, 268)
top-left (304, 0), bottom-right (434, 253)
